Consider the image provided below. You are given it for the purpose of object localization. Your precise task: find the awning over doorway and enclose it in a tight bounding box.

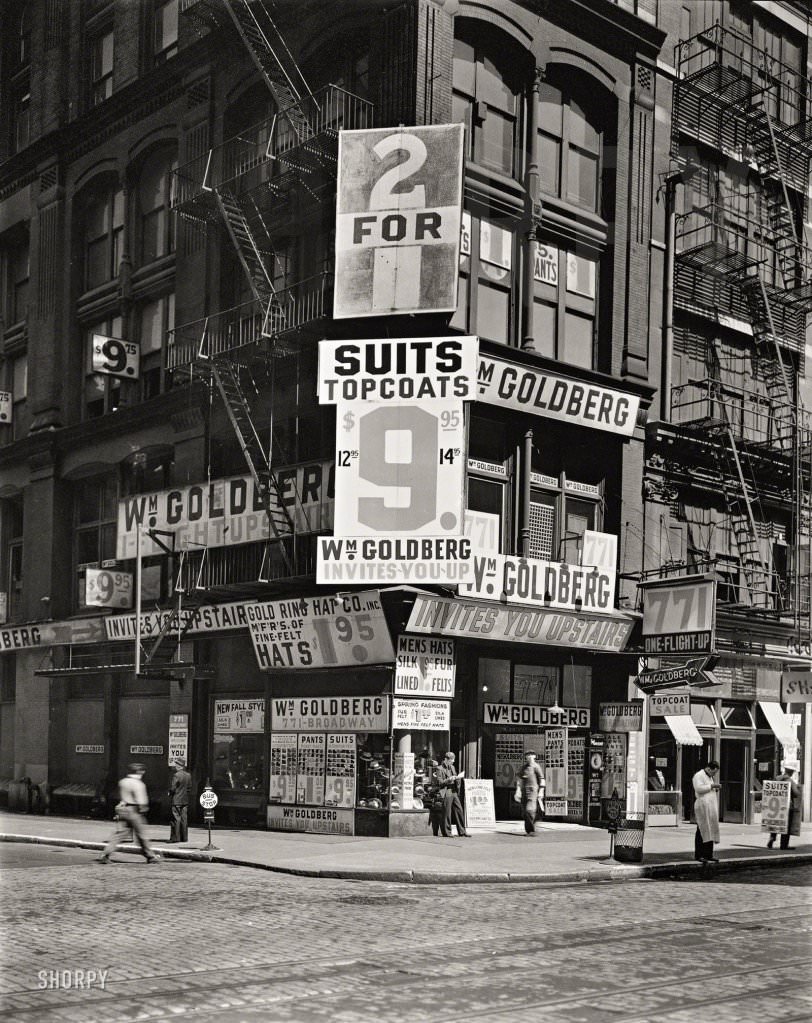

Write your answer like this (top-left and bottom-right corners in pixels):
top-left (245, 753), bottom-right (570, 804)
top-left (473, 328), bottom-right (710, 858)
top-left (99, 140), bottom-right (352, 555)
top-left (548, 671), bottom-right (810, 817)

top-left (758, 701), bottom-right (794, 744)
top-left (664, 714), bottom-right (703, 745)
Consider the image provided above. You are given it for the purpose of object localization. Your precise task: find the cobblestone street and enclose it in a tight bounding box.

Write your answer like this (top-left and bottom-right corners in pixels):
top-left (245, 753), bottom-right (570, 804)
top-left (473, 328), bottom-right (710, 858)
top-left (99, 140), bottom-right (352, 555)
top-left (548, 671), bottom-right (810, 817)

top-left (0, 845), bottom-right (810, 1022)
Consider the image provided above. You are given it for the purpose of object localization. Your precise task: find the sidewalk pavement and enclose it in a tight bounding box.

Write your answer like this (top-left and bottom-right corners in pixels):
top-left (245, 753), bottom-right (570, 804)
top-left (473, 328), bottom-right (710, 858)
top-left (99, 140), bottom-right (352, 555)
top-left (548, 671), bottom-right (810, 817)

top-left (1, 811), bottom-right (809, 884)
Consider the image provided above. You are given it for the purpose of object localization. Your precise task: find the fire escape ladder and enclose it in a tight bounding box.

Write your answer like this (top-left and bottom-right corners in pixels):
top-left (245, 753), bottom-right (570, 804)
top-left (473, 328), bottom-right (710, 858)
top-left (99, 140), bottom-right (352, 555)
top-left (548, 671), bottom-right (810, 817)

top-left (742, 274), bottom-right (796, 449)
top-left (213, 189), bottom-right (276, 309)
top-left (225, 0), bottom-right (313, 145)
top-left (209, 357), bottom-right (296, 575)
top-left (139, 550), bottom-right (200, 674)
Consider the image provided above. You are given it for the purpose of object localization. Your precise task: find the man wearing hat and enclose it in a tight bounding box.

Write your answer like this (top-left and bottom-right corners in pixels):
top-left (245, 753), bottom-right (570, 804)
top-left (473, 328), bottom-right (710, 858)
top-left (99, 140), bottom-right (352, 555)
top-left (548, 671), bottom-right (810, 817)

top-left (514, 750), bottom-right (545, 835)
top-left (169, 760), bottom-right (192, 844)
top-left (98, 764), bottom-right (161, 864)
top-left (767, 761), bottom-right (802, 850)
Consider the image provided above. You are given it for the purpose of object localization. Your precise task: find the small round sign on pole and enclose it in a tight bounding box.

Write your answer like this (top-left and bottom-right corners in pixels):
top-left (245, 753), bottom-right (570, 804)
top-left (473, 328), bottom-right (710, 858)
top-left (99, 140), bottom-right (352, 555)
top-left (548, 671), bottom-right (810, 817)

top-left (199, 783), bottom-right (220, 851)
top-left (603, 791), bottom-right (622, 861)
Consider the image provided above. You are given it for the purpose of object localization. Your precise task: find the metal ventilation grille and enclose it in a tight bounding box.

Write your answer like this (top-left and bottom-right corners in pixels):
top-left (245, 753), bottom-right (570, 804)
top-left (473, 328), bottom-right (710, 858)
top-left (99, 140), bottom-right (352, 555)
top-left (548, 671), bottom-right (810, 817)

top-left (528, 501), bottom-right (555, 560)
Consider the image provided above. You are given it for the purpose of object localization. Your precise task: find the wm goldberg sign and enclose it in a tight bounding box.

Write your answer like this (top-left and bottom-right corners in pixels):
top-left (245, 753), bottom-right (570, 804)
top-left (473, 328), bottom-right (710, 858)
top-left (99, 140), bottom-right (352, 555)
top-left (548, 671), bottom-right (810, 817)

top-left (334, 124), bottom-right (464, 318)
top-left (460, 553), bottom-right (616, 613)
top-left (483, 704), bottom-right (590, 728)
top-left (117, 463), bottom-right (333, 559)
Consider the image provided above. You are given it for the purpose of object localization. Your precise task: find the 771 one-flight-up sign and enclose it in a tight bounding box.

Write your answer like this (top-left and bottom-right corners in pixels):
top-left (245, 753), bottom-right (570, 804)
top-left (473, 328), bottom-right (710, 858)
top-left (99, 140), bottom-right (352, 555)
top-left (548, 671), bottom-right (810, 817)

top-left (334, 123), bottom-right (464, 318)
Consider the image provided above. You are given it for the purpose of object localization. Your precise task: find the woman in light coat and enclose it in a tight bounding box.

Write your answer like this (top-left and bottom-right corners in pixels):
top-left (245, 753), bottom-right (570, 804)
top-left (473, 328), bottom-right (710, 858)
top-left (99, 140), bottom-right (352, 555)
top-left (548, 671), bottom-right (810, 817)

top-left (692, 760), bottom-right (721, 863)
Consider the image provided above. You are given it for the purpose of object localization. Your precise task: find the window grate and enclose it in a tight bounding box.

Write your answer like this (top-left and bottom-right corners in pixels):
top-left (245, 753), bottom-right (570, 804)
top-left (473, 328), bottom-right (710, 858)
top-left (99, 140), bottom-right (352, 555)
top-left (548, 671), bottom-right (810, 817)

top-left (528, 501), bottom-right (555, 560)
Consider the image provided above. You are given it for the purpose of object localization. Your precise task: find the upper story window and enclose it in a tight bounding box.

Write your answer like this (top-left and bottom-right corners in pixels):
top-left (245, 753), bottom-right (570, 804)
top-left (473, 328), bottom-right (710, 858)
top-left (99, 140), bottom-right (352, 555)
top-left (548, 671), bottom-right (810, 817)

top-left (754, 11), bottom-right (803, 126)
top-left (74, 474), bottom-right (118, 609)
top-left (10, 354), bottom-right (27, 439)
top-left (138, 149), bottom-right (177, 265)
top-left (17, 6), bottom-right (31, 67)
top-left (153, 0), bottom-right (178, 65)
top-left (138, 292), bottom-right (174, 400)
top-left (83, 184), bottom-right (124, 291)
top-left (2, 497), bottom-right (23, 620)
top-left (539, 80), bottom-right (602, 213)
top-left (84, 315), bottom-right (123, 418)
top-left (10, 86), bottom-right (30, 155)
top-left (451, 210), bottom-right (516, 344)
top-left (2, 236), bottom-right (29, 326)
top-left (533, 244), bottom-right (599, 370)
top-left (452, 21), bottom-right (524, 179)
top-left (89, 29), bottom-right (114, 107)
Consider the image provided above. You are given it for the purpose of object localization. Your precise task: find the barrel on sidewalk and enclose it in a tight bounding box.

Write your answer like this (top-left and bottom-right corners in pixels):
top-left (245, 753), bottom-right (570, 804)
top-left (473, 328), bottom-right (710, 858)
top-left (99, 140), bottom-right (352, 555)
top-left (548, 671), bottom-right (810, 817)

top-left (612, 812), bottom-right (646, 863)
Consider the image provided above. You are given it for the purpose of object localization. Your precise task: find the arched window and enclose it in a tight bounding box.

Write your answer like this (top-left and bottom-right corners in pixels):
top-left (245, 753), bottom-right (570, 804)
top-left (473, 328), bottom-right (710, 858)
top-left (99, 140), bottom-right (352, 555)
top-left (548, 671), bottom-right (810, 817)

top-left (83, 183), bottom-right (124, 290)
top-left (539, 80), bottom-right (603, 213)
top-left (138, 148), bottom-right (177, 265)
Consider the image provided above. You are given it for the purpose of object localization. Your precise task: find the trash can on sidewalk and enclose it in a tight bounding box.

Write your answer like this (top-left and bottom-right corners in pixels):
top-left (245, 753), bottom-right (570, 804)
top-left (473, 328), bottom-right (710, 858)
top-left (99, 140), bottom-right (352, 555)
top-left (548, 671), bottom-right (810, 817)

top-left (613, 812), bottom-right (646, 863)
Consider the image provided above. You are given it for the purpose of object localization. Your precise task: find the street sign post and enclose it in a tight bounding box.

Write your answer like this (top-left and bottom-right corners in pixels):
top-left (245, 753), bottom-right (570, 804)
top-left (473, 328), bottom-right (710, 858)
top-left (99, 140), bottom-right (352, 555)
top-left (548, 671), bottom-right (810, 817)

top-left (199, 784), bottom-right (220, 851)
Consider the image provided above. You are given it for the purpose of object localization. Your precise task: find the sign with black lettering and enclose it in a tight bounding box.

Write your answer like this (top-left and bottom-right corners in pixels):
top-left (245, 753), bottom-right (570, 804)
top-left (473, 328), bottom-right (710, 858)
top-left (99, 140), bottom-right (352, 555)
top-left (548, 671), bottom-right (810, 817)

top-left (270, 696), bottom-right (390, 733)
top-left (483, 704), bottom-right (590, 728)
top-left (0, 391), bottom-right (11, 424)
top-left (394, 636), bottom-right (456, 697)
top-left (85, 568), bottom-right (133, 609)
top-left (91, 334), bottom-right (140, 379)
top-left (781, 669), bottom-right (812, 703)
top-left (598, 701), bottom-right (643, 732)
top-left (641, 577), bottom-right (716, 654)
top-left (334, 123), bottom-right (464, 318)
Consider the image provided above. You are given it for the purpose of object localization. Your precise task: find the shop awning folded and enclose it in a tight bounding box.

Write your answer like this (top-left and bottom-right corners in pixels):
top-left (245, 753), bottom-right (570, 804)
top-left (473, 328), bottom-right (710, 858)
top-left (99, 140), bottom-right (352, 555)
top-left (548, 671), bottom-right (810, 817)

top-left (664, 714), bottom-right (703, 746)
top-left (758, 701), bottom-right (794, 744)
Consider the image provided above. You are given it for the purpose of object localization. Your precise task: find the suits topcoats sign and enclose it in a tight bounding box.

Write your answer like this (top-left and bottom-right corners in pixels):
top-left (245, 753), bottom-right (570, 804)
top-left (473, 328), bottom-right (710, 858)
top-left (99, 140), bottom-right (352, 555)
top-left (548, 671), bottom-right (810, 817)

top-left (334, 124), bottom-right (464, 318)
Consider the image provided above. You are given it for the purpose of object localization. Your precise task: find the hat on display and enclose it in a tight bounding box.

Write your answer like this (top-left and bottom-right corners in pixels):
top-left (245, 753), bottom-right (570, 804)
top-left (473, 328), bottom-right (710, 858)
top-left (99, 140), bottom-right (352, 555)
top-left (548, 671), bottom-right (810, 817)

top-left (783, 760), bottom-right (801, 772)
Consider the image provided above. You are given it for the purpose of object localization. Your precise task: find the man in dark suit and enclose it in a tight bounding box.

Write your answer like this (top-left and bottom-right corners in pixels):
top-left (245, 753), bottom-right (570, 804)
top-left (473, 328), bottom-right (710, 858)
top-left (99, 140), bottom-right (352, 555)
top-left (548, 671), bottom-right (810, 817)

top-left (169, 760), bottom-right (192, 843)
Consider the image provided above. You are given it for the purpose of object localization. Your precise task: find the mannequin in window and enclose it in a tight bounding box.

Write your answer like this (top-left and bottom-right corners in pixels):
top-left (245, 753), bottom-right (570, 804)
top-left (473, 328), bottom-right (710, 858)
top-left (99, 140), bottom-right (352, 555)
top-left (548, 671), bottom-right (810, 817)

top-left (648, 758), bottom-right (667, 791)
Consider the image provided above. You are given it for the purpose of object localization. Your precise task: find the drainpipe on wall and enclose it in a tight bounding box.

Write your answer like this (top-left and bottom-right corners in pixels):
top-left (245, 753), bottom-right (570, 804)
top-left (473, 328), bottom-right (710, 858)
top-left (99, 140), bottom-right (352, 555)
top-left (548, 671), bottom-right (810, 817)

top-left (519, 428), bottom-right (534, 558)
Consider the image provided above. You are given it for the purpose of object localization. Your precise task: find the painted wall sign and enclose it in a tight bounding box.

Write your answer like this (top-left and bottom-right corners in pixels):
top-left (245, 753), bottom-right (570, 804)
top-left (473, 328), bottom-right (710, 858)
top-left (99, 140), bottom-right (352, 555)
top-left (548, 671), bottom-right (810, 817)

top-left (483, 704), bottom-right (590, 728)
top-left (0, 617), bottom-right (106, 651)
top-left (75, 745), bottom-right (105, 754)
top-left (270, 696), bottom-right (389, 733)
top-left (477, 356), bottom-right (640, 437)
top-left (167, 713), bottom-right (189, 766)
top-left (641, 577), bottom-right (716, 654)
top-left (116, 462), bottom-right (334, 559)
top-left (394, 636), bottom-right (456, 697)
top-left (598, 701), bottom-right (643, 733)
top-left (247, 590), bottom-right (394, 670)
top-left (650, 693), bottom-right (690, 717)
top-left (781, 669), bottom-right (812, 703)
top-left (129, 745), bottom-right (163, 755)
top-left (459, 553), bottom-right (617, 613)
top-left (267, 804), bottom-right (354, 836)
top-left (407, 595), bottom-right (634, 653)
top-left (317, 336), bottom-right (478, 403)
top-left (334, 123), bottom-right (464, 318)
top-left (214, 699), bottom-right (265, 734)
top-left (392, 697), bottom-right (451, 731)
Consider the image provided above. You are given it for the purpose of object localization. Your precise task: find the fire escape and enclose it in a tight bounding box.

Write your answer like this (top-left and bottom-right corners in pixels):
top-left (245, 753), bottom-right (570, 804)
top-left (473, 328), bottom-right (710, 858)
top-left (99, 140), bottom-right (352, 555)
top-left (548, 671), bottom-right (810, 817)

top-left (654, 23), bottom-right (812, 635)
top-left (167, 0), bottom-right (372, 591)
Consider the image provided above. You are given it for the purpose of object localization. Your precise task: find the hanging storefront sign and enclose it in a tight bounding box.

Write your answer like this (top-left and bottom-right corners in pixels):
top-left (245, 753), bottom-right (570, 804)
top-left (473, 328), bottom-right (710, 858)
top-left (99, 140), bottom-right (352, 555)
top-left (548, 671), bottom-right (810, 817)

top-left (91, 333), bottom-right (140, 380)
top-left (296, 733), bottom-right (326, 805)
top-left (84, 568), bottom-right (133, 609)
top-left (407, 594), bottom-right (634, 653)
top-left (640, 576), bottom-right (716, 654)
top-left (392, 751), bottom-right (415, 810)
top-left (267, 804), bottom-right (355, 836)
top-left (116, 462), bottom-right (334, 560)
top-left (248, 590), bottom-right (394, 670)
top-left (269, 734), bottom-right (297, 804)
top-left (214, 699), bottom-right (265, 734)
top-left (324, 734), bottom-right (356, 809)
top-left (271, 696), bottom-right (389, 733)
top-left (167, 713), bottom-right (189, 766)
top-left (545, 728), bottom-right (568, 800)
top-left (392, 697), bottom-right (450, 731)
top-left (598, 701), bottom-right (643, 733)
top-left (460, 553), bottom-right (616, 613)
top-left (650, 693), bottom-right (690, 717)
top-left (394, 636), bottom-right (456, 697)
top-left (477, 356), bottom-right (640, 438)
top-left (334, 123), bottom-right (464, 318)
top-left (760, 779), bottom-right (791, 834)
top-left (317, 535), bottom-right (473, 585)
top-left (317, 336), bottom-right (478, 403)
top-left (463, 779), bottom-right (496, 827)
top-left (635, 658), bottom-right (709, 694)
top-left (483, 704), bottom-right (590, 728)
top-left (781, 669), bottom-right (812, 703)
top-left (0, 616), bottom-right (106, 651)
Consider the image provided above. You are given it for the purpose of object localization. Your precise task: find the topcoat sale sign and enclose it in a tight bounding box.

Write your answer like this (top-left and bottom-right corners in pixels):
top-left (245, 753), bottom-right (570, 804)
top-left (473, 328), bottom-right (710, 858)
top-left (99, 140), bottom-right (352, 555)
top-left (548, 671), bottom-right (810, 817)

top-left (334, 124), bottom-right (464, 318)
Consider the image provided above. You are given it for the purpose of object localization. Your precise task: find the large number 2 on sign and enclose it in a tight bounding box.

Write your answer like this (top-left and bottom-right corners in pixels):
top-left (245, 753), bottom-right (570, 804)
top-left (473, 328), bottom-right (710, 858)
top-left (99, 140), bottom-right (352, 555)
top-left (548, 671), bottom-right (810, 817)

top-left (357, 406), bottom-right (438, 530)
top-left (369, 133), bottom-right (427, 210)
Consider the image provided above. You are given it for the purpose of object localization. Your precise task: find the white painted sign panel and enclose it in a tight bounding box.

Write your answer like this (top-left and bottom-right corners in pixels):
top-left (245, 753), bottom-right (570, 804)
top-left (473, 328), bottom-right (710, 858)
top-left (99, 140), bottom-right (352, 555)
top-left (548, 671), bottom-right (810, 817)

top-left (214, 699), bottom-right (265, 734)
top-left (394, 636), bottom-right (456, 697)
top-left (392, 697), bottom-right (451, 731)
top-left (460, 553), bottom-right (617, 613)
top-left (84, 568), bottom-right (133, 609)
top-left (268, 804), bottom-right (355, 835)
top-left (270, 696), bottom-right (389, 733)
top-left (0, 391), bottom-right (11, 424)
top-left (92, 334), bottom-right (140, 379)
top-left (167, 713), bottom-right (189, 766)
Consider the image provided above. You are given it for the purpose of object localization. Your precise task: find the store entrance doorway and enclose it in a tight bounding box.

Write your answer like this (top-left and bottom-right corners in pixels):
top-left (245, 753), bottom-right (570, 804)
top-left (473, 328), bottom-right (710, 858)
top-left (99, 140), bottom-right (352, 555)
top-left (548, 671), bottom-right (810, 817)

top-left (681, 736), bottom-right (715, 822)
top-left (720, 737), bottom-right (750, 823)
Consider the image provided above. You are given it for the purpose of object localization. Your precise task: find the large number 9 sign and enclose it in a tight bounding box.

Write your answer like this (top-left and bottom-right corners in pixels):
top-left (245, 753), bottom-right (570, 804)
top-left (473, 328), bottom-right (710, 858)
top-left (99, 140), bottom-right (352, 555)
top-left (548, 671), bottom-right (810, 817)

top-left (92, 334), bottom-right (139, 379)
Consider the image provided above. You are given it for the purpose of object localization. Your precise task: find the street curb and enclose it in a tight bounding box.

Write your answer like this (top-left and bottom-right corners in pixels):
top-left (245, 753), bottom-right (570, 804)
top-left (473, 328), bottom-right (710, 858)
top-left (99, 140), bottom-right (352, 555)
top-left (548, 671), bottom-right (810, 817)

top-left (2, 832), bottom-right (811, 884)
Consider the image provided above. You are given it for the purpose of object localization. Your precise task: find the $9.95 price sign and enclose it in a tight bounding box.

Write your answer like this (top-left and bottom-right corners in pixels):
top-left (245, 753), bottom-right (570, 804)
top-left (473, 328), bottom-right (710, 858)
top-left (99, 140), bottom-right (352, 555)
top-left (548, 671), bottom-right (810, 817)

top-left (85, 567), bottom-right (133, 608)
top-left (92, 334), bottom-right (140, 380)
top-left (334, 399), bottom-right (464, 536)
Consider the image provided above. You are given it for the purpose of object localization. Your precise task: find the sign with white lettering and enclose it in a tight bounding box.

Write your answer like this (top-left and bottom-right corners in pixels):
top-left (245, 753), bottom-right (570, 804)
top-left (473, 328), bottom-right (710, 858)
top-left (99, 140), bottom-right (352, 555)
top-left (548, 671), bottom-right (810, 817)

top-left (641, 577), bottom-right (716, 654)
top-left (635, 658), bottom-right (710, 694)
top-left (394, 636), bottom-right (456, 697)
top-left (214, 699), bottom-right (265, 734)
top-left (129, 745), bottom-right (163, 755)
top-left (459, 553), bottom-right (617, 613)
top-left (334, 123), bottom-right (464, 318)
top-left (75, 745), bottom-right (105, 754)
top-left (116, 463), bottom-right (334, 560)
top-left (781, 669), bottom-right (812, 703)
top-left (392, 697), bottom-right (450, 731)
top-left (271, 696), bottom-right (389, 733)
top-left (463, 778), bottom-right (496, 827)
top-left (598, 701), bottom-right (643, 732)
top-left (650, 693), bottom-right (690, 716)
top-left (268, 803), bottom-right (354, 835)
top-left (92, 334), bottom-right (140, 379)
top-left (477, 356), bottom-right (640, 437)
top-left (247, 591), bottom-right (394, 670)
top-left (407, 595), bottom-right (634, 653)
top-left (167, 713), bottom-right (189, 766)
top-left (318, 336), bottom-right (478, 403)
top-left (483, 704), bottom-right (590, 728)
top-left (761, 779), bottom-right (790, 834)
top-left (85, 568), bottom-right (133, 609)
top-left (269, 734), bottom-right (297, 804)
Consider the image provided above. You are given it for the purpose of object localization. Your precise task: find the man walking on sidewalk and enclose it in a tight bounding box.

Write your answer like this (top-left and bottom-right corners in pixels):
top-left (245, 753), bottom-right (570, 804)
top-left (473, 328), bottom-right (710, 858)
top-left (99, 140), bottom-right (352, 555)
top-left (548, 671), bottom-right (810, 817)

top-left (767, 761), bottom-right (802, 850)
top-left (168, 760), bottom-right (191, 843)
top-left (99, 764), bottom-right (161, 864)
top-left (515, 750), bottom-right (545, 836)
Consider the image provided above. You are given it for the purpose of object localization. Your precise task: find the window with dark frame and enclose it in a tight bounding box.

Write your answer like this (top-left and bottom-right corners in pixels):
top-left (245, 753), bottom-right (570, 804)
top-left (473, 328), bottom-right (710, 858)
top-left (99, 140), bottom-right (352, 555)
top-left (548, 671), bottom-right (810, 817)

top-left (83, 185), bottom-right (124, 291)
top-left (11, 355), bottom-right (26, 439)
top-left (153, 0), bottom-right (179, 65)
top-left (89, 28), bottom-right (114, 107)
top-left (539, 80), bottom-right (602, 213)
top-left (2, 236), bottom-right (29, 325)
top-left (533, 243), bottom-right (599, 369)
top-left (74, 475), bottom-right (118, 610)
top-left (138, 149), bottom-right (177, 265)
top-left (10, 86), bottom-right (30, 155)
top-left (138, 293), bottom-right (174, 400)
top-left (3, 497), bottom-right (23, 620)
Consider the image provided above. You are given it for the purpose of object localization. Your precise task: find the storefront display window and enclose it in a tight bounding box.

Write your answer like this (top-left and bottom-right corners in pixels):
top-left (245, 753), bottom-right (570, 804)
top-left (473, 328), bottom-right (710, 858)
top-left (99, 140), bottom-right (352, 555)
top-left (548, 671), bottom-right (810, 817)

top-left (513, 664), bottom-right (557, 705)
top-left (212, 698), bottom-right (265, 794)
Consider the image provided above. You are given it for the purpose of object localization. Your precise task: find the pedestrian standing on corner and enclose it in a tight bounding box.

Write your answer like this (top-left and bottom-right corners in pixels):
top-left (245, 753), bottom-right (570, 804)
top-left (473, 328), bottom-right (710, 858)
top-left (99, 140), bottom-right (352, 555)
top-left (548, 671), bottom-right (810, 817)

top-left (514, 750), bottom-right (545, 836)
top-left (434, 751), bottom-right (470, 837)
top-left (99, 764), bottom-right (161, 864)
top-left (424, 760), bottom-right (443, 837)
top-left (692, 760), bottom-right (721, 863)
top-left (767, 760), bottom-right (802, 850)
top-left (168, 759), bottom-right (191, 843)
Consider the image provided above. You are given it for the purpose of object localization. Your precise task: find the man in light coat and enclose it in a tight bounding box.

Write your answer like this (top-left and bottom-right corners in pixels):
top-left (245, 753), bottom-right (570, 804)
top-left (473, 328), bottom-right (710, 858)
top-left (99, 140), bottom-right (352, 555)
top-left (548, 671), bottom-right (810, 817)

top-left (692, 760), bottom-right (721, 863)
top-left (767, 761), bottom-right (802, 850)
top-left (99, 764), bottom-right (161, 864)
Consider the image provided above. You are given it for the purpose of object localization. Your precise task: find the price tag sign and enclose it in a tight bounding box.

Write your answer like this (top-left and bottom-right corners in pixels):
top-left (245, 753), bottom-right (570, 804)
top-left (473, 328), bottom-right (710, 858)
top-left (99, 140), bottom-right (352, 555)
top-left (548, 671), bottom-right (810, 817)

top-left (0, 391), bottom-right (11, 424)
top-left (333, 399), bottom-right (464, 537)
top-left (85, 568), bottom-right (134, 609)
top-left (92, 334), bottom-right (140, 379)
top-left (641, 577), bottom-right (716, 654)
